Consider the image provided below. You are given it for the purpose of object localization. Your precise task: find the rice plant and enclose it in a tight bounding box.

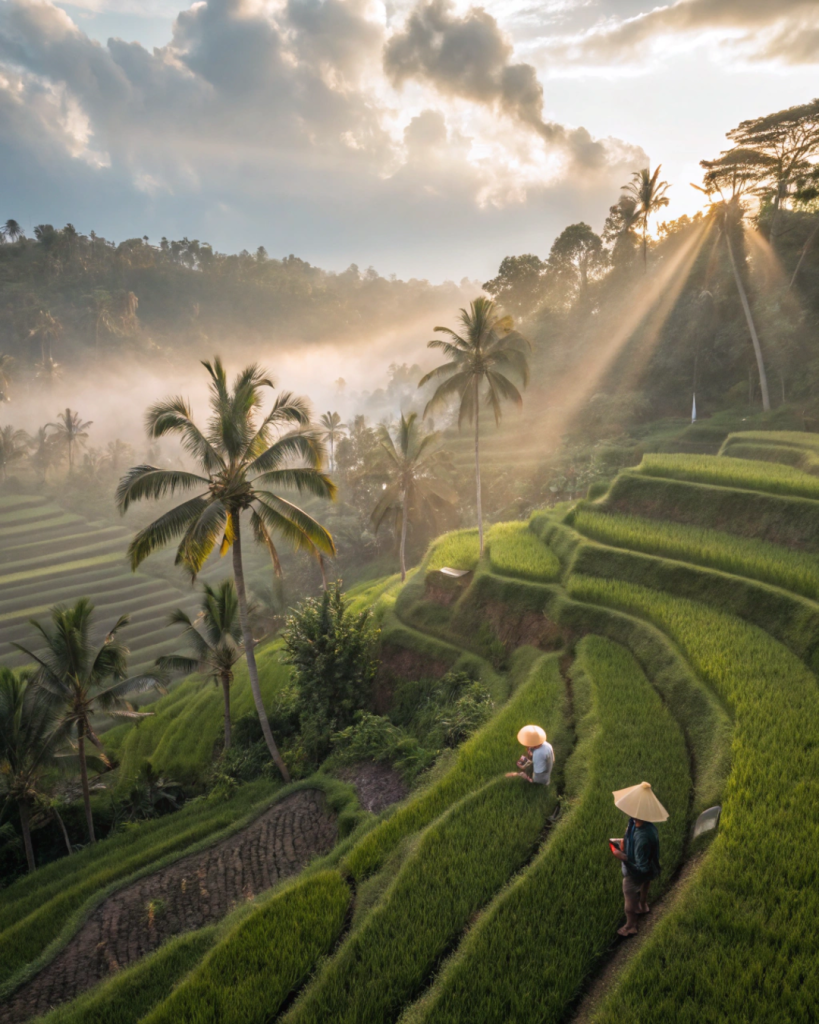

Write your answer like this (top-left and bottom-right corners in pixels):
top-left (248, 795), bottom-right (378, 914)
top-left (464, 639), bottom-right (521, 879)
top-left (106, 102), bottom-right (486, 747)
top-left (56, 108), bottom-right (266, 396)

top-left (426, 530), bottom-right (481, 574)
top-left (635, 452), bottom-right (819, 499)
top-left (573, 506), bottom-right (819, 600)
top-left (487, 522), bottom-right (561, 582)
top-left (568, 575), bottom-right (819, 1023)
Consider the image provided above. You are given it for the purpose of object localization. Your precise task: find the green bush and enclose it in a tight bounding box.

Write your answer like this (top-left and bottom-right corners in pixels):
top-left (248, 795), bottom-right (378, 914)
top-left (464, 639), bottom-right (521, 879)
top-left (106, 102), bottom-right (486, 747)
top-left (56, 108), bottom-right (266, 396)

top-left (568, 576), bottom-right (819, 1023)
top-left (407, 636), bottom-right (690, 1024)
top-left (573, 506), bottom-right (819, 600)
top-left (283, 779), bottom-right (554, 1024)
top-left (636, 452), bottom-right (819, 499)
top-left (486, 521), bottom-right (561, 581)
top-left (141, 872), bottom-right (351, 1024)
top-left (343, 654), bottom-right (570, 881)
top-left (282, 583), bottom-right (380, 761)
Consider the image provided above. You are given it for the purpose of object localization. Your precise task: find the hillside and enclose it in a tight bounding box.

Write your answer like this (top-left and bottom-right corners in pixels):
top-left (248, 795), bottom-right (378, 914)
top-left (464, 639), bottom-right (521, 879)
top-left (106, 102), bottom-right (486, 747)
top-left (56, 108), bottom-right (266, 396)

top-left (1, 429), bottom-right (818, 1023)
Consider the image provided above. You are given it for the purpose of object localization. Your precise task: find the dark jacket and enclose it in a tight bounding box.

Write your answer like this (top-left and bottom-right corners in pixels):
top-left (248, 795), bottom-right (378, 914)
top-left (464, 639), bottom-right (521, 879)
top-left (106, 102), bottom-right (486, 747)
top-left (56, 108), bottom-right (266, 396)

top-left (624, 818), bottom-right (661, 882)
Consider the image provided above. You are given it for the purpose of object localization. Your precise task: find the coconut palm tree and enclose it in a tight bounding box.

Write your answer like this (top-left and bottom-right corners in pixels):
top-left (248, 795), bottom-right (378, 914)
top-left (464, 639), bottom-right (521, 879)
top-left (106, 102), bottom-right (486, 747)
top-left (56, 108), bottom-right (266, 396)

top-left (0, 668), bottom-right (63, 872)
top-left (0, 354), bottom-right (13, 402)
top-left (13, 599), bottom-right (159, 844)
top-left (319, 412), bottom-right (347, 471)
top-left (157, 580), bottom-right (244, 751)
top-left (116, 358), bottom-right (336, 782)
top-left (29, 310), bottom-right (62, 366)
top-left (371, 413), bottom-right (453, 581)
top-left (419, 298), bottom-right (530, 554)
top-left (49, 408), bottom-right (92, 475)
top-left (623, 166), bottom-right (671, 270)
top-left (28, 426), bottom-right (61, 483)
top-left (0, 425), bottom-right (28, 482)
top-left (3, 219), bottom-right (22, 243)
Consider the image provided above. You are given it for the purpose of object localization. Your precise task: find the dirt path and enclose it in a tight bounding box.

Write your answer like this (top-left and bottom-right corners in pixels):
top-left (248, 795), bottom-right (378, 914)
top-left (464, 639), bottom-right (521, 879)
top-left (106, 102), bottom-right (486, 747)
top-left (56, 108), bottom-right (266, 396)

top-left (0, 789), bottom-right (337, 1024)
top-left (570, 853), bottom-right (705, 1024)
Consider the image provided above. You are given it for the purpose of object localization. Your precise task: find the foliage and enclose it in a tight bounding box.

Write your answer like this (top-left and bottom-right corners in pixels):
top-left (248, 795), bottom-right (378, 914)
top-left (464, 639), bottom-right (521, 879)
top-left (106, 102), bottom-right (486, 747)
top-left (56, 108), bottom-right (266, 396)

top-left (573, 505), bottom-right (819, 599)
top-left (282, 583), bottom-right (379, 761)
top-left (425, 529), bottom-right (480, 573)
top-left (636, 451), bottom-right (819, 499)
top-left (407, 637), bottom-right (689, 1024)
top-left (142, 871), bottom-right (351, 1024)
top-left (568, 577), bottom-right (819, 1023)
top-left (330, 712), bottom-right (437, 784)
top-left (486, 521), bottom-right (561, 582)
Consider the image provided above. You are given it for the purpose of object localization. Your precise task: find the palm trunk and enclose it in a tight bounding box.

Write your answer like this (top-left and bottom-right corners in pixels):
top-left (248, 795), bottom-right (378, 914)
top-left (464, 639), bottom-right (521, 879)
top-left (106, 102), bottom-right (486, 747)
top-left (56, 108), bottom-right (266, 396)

top-left (642, 226), bottom-right (647, 271)
top-left (400, 486), bottom-right (408, 582)
top-left (725, 229), bottom-right (770, 412)
top-left (231, 512), bottom-right (290, 782)
top-left (77, 731), bottom-right (96, 844)
top-left (318, 554), bottom-right (328, 591)
top-left (53, 806), bottom-right (72, 857)
top-left (474, 378), bottom-right (483, 554)
top-left (19, 801), bottom-right (36, 873)
top-left (220, 672), bottom-right (232, 751)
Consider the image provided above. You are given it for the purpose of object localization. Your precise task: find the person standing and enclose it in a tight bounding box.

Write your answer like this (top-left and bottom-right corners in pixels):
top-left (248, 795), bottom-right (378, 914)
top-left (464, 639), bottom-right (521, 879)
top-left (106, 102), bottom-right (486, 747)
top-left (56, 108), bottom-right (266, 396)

top-left (608, 781), bottom-right (667, 937)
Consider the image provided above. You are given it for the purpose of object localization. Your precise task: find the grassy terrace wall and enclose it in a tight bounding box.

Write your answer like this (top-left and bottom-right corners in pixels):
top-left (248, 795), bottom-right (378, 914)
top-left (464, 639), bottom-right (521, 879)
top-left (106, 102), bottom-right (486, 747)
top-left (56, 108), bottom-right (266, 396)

top-left (568, 578), bottom-right (819, 1023)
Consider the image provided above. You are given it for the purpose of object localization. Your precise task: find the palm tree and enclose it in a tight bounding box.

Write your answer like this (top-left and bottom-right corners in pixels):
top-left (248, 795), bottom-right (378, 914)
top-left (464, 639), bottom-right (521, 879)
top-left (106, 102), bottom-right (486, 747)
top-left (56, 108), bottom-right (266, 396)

top-left (116, 358), bottom-right (336, 782)
top-left (319, 412), bottom-right (347, 471)
top-left (29, 310), bottom-right (62, 366)
top-left (0, 425), bottom-right (27, 482)
top-left (3, 219), bottom-right (22, 243)
top-left (157, 580), bottom-right (244, 750)
top-left (0, 668), bottom-right (62, 872)
top-left (13, 599), bottom-right (159, 844)
top-left (28, 426), bottom-right (61, 482)
top-left (0, 354), bottom-right (13, 402)
top-left (623, 166), bottom-right (671, 270)
top-left (419, 298), bottom-right (530, 554)
top-left (371, 413), bottom-right (453, 581)
top-left (49, 409), bottom-right (92, 475)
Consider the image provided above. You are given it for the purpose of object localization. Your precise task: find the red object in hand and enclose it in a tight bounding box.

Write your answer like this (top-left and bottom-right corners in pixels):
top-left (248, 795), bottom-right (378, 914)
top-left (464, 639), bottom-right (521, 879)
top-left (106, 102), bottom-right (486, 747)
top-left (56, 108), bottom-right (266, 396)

top-left (608, 840), bottom-right (620, 853)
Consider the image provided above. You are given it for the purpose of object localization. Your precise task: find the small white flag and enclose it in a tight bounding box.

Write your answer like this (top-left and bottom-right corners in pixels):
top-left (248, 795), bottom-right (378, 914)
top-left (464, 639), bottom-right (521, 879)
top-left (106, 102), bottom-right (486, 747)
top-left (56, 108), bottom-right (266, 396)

top-left (691, 393), bottom-right (697, 423)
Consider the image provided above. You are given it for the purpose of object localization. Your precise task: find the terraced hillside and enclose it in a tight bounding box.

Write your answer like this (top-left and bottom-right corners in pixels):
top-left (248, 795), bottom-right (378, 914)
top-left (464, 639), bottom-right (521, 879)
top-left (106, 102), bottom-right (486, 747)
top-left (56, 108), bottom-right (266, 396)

top-left (0, 493), bottom-right (199, 676)
top-left (1, 428), bottom-right (817, 1024)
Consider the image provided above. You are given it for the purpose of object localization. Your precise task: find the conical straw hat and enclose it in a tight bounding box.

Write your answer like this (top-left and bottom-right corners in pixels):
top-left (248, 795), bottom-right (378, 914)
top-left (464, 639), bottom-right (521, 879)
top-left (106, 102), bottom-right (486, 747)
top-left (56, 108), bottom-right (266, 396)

top-left (612, 781), bottom-right (669, 822)
top-left (517, 724), bottom-right (547, 747)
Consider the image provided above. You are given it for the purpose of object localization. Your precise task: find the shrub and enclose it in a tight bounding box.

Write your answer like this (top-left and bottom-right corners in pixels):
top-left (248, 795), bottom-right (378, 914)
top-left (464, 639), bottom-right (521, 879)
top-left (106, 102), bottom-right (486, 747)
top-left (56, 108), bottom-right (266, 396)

top-left (282, 583), bottom-right (380, 762)
top-left (408, 636), bottom-right (690, 1024)
top-left (142, 871), bottom-right (351, 1024)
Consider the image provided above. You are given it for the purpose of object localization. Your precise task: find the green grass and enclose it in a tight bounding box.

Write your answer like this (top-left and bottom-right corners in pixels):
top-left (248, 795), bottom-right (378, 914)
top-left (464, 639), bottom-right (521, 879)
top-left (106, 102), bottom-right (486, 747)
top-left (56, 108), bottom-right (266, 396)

top-left (719, 441), bottom-right (819, 475)
top-left (285, 780), bottom-right (557, 1024)
top-left (486, 521), bottom-right (561, 582)
top-left (0, 552), bottom-right (123, 587)
top-left (567, 577), bottom-right (819, 1023)
top-left (0, 780), bottom-right (282, 995)
top-left (111, 641), bottom-right (290, 789)
top-left (404, 636), bottom-right (690, 1024)
top-left (426, 530), bottom-right (481, 573)
top-left (573, 506), bottom-right (819, 601)
top-left (636, 452), bottom-right (819, 499)
top-left (343, 653), bottom-right (569, 880)
top-left (720, 429), bottom-right (819, 453)
top-left (33, 929), bottom-right (218, 1024)
top-left (142, 872), bottom-right (351, 1024)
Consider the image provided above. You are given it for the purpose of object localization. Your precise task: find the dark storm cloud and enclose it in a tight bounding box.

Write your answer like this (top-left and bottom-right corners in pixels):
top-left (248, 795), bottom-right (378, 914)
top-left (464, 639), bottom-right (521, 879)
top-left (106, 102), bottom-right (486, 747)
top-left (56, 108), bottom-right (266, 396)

top-left (383, 0), bottom-right (606, 166)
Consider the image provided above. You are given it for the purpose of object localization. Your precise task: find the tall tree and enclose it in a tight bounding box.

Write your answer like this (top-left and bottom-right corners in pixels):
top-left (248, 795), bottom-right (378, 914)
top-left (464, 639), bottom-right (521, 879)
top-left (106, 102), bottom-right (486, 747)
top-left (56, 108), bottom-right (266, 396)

top-left (319, 412), bottom-right (347, 472)
top-left (157, 580), bottom-right (244, 751)
top-left (13, 599), bottom-right (158, 844)
top-left (0, 354), bottom-right (13, 402)
top-left (623, 166), bottom-right (671, 269)
top-left (696, 160), bottom-right (772, 412)
top-left (370, 412), bottom-right (453, 582)
top-left (28, 426), bottom-right (61, 483)
top-left (116, 358), bottom-right (336, 781)
top-left (482, 254), bottom-right (546, 318)
top-left (2, 219), bottom-right (22, 242)
top-left (0, 425), bottom-right (27, 482)
top-left (419, 298), bottom-right (530, 554)
top-left (49, 409), bottom-right (92, 475)
top-left (545, 223), bottom-right (605, 307)
top-left (0, 669), bottom-right (62, 872)
top-left (28, 310), bottom-right (62, 367)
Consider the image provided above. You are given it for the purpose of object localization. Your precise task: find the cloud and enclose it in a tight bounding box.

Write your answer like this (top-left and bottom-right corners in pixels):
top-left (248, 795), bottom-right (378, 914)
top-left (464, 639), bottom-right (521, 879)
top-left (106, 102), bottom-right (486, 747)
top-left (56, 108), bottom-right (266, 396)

top-left (384, 0), bottom-right (608, 166)
top-left (545, 0), bottom-right (819, 68)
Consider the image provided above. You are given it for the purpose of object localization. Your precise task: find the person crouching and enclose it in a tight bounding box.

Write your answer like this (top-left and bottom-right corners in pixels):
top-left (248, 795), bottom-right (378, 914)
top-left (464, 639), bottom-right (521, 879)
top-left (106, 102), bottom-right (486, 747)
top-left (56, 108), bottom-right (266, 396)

top-left (506, 724), bottom-right (554, 785)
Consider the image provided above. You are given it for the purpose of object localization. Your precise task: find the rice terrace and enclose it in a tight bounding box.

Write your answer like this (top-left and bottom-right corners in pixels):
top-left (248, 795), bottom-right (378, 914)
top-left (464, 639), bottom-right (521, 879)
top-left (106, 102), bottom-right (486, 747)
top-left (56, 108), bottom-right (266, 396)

top-left (2, 6), bottom-right (819, 1023)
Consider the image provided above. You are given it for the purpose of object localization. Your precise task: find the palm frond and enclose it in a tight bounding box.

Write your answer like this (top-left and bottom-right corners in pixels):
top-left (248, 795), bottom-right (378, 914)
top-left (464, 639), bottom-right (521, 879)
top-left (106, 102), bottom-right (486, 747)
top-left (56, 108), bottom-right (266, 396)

top-left (145, 396), bottom-right (224, 473)
top-left (250, 508), bottom-right (283, 576)
top-left (115, 466), bottom-right (209, 513)
top-left (127, 496), bottom-right (210, 570)
top-left (246, 431), bottom-right (325, 476)
top-left (254, 493), bottom-right (336, 556)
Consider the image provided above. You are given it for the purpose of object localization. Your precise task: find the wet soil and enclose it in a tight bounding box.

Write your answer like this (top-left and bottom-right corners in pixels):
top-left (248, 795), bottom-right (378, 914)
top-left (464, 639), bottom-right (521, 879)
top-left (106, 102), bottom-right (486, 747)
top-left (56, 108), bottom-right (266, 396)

top-left (336, 761), bottom-right (409, 814)
top-left (0, 789), bottom-right (337, 1024)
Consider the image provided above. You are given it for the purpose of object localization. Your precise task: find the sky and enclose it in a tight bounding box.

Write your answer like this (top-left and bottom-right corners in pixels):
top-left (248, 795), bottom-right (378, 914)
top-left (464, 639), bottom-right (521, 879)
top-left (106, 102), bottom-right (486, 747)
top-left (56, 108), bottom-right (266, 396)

top-left (1, 0), bottom-right (818, 281)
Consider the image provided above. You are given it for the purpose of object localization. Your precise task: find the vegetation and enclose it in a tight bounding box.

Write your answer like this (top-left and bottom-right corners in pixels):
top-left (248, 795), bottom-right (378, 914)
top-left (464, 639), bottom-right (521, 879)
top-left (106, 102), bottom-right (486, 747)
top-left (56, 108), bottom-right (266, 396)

top-left (635, 452), bottom-right (819, 498)
top-left (143, 872), bottom-right (350, 1024)
top-left (487, 521), bottom-right (561, 582)
top-left (420, 297), bottom-right (530, 553)
top-left (426, 530), bottom-right (480, 574)
top-left (116, 358), bottom-right (337, 780)
top-left (157, 580), bottom-right (244, 751)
